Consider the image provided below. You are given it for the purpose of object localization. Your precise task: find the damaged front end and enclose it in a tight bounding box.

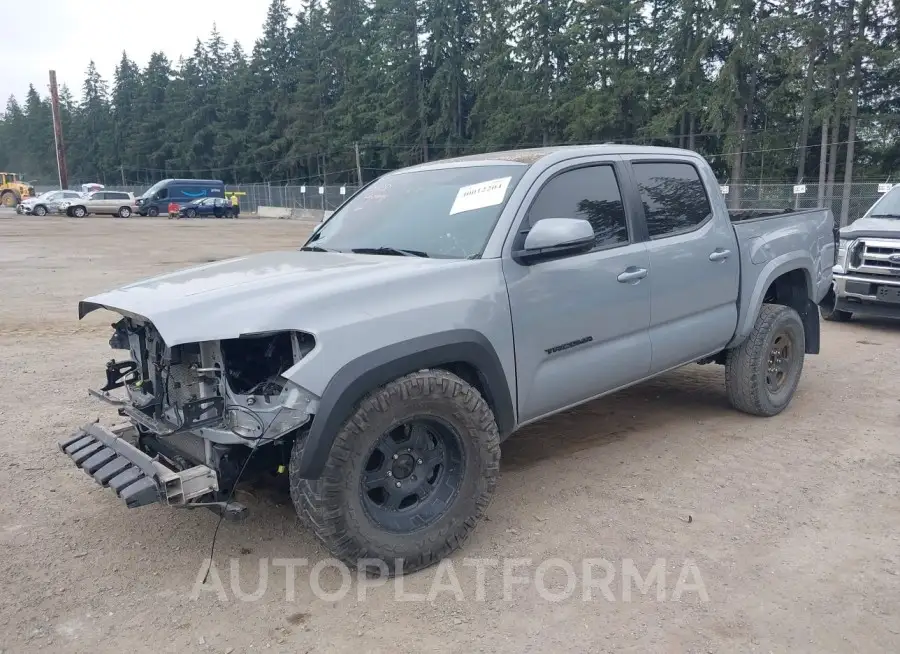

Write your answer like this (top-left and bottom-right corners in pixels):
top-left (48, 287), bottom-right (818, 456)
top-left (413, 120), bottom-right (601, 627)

top-left (60, 314), bottom-right (319, 518)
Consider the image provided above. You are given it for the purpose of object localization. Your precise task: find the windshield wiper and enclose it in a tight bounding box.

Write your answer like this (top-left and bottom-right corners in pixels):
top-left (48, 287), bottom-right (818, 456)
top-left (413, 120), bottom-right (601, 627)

top-left (351, 247), bottom-right (429, 258)
top-left (869, 214), bottom-right (900, 219)
top-left (300, 245), bottom-right (339, 253)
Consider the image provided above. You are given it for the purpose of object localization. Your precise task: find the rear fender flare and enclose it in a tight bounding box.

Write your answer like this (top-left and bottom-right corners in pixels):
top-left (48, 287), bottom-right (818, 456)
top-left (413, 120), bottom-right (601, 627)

top-left (730, 253), bottom-right (814, 349)
top-left (292, 329), bottom-right (515, 479)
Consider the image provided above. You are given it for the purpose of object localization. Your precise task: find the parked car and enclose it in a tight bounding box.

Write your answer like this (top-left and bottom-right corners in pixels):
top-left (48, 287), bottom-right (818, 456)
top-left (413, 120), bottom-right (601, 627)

top-left (136, 179), bottom-right (226, 216)
top-left (178, 197), bottom-right (236, 219)
top-left (60, 145), bottom-right (835, 576)
top-left (16, 189), bottom-right (84, 216)
top-left (60, 191), bottom-right (137, 218)
top-left (821, 184), bottom-right (900, 322)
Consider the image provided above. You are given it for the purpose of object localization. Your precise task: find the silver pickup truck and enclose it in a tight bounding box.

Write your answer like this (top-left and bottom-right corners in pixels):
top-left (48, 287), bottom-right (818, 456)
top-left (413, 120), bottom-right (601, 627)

top-left (60, 145), bottom-right (835, 575)
top-left (820, 184), bottom-right (900, 321)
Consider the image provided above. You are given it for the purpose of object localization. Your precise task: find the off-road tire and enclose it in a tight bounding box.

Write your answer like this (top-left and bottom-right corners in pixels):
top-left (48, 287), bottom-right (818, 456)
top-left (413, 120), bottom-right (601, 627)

top-left (818, 288), bottom-right (852, 322)
top-left (290, 369), bottom-right (501, 576)
top-left (0, 192), bottom-right (16, 207)
top-left (725, 303), bottom-right (805, 417)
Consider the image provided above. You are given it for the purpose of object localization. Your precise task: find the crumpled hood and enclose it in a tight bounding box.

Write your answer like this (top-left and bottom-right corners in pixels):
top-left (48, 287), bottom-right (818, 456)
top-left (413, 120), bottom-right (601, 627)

top-left (80, 250), bottom-right (465, 344)
top-left (840, 216), bottom-right (900, 240)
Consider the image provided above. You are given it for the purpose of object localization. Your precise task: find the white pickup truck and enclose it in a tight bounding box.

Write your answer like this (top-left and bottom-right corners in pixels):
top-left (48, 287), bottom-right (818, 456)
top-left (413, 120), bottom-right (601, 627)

top-left (821, 184), bottom-right (900, 321)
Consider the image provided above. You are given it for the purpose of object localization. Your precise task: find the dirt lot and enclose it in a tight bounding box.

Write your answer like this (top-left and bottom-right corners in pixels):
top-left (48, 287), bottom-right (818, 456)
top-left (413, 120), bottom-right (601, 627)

top-left (1, 213), bottom-right (899, 653)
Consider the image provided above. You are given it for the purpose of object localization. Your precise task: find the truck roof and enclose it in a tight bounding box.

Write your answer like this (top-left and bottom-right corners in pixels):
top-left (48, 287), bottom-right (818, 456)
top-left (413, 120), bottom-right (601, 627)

top-left (396, 144), bottom-right (702, 174)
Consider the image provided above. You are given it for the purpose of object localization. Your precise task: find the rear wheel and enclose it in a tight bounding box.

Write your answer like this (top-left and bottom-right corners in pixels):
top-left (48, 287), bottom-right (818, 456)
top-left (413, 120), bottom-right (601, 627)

top-left (148, 206), bottom-right (159, 217)
top-left (118, 206), bottom-right (132, 218)
top-left (33, 205), bottom-right (47, 216)
top-left (290, 369), bottom-right (501, 576)
top-left (0, 192), bottom-right (16, 207)
top-left (725, 304), bottom-right (805, 417)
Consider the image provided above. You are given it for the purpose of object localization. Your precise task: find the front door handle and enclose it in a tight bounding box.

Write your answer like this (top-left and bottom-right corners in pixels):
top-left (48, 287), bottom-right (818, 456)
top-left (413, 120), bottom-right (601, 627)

top-left (709, 249), bottom-right (731, 262)
top-left (617, 267), bottom-right (648, 283)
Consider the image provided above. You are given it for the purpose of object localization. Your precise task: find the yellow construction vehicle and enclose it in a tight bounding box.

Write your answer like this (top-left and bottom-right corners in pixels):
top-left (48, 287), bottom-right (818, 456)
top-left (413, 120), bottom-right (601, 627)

top-left (0, 172), bottom-right (35, 208)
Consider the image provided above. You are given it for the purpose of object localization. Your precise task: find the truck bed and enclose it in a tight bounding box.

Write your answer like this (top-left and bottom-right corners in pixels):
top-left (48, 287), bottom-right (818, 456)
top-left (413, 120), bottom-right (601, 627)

top-left (729, 208), bottom-right (809, 222)
top-left (728, 207), bottom-right (836, 346)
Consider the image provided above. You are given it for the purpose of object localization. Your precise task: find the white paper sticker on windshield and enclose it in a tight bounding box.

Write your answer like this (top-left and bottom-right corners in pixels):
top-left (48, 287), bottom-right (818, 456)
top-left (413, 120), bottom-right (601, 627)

top-left (449, 177), bottom-right (512, 215)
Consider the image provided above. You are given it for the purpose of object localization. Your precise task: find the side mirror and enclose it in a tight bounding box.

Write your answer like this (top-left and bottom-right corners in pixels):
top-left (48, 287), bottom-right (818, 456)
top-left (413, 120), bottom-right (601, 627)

top-left (512, 218), bottom-right (595, 265)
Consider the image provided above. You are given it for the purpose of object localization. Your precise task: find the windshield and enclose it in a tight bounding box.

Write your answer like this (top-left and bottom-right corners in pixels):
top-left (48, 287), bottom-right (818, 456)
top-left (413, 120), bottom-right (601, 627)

top-left (866, 186), bottom-right (900, 218)
top-left (34, 191), bottom-right (57, 201)
top-left (305, 165), bottom-right (527, 259)
top-left (141, 180), bottom-right (167, 199)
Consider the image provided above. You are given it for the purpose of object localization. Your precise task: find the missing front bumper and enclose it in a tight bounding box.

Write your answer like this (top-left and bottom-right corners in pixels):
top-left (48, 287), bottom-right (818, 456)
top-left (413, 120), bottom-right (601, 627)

top-left (59, 422), bottom-right (219, 508)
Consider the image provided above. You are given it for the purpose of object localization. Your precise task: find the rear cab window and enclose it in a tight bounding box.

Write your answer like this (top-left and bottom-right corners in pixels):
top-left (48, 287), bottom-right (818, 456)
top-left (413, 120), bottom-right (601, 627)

top-left (631, 162), bottom-right (712, 238)
top-left (526, 165), bottom-right (629, 251)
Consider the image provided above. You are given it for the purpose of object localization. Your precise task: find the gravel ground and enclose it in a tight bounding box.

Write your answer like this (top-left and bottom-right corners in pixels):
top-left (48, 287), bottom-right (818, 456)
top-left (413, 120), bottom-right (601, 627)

top-left (1, 213), bottom-right (899, 654)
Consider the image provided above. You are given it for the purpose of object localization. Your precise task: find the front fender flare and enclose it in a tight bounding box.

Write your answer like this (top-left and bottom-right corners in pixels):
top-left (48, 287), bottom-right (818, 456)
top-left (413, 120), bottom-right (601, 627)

top-left (292, 329), bottom-right (515, 479)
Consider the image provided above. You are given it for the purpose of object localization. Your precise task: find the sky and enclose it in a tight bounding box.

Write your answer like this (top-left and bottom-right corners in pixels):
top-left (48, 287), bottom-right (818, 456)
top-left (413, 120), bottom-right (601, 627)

top-left (1, 0), bottom-right (297, 105)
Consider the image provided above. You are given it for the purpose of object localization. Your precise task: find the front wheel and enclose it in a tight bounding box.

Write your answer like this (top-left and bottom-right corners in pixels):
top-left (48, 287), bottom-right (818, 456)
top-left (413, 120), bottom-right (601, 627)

top-left (185, 208), bottom-right (197, 218)
top-left (33, 205), bottom-right (47, 216)
top-left (148, 206), bottom-right (159, 217)
top-left (290, 369), bottom-right (501, 576)
top-left (819, 288), bottom-right (852, 322)
top-left (725, 304), bottom-right (805, 417)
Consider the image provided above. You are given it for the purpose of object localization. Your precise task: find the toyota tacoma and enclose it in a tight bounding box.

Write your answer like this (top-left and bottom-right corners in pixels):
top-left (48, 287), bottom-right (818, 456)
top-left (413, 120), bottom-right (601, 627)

top-left (60, 145), bottom-right (836, 575)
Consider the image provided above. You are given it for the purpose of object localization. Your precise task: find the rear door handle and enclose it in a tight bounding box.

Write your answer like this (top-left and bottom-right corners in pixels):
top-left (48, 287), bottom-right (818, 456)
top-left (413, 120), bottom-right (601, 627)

top-left (709, 249), bottom-right (731, 262)
top-left (617, 267), bottom-right (648, 283)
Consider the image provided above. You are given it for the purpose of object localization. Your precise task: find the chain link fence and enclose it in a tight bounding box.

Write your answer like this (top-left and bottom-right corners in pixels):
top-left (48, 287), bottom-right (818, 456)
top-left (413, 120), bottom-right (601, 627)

top-left (35, 179), bottom-right (891, 224)
top-left (226, 183), bottom-right (359, 213)
top-left (33, 183), bottom-right (360, 214)
top-left (721, 182), bottom-right (890, 225)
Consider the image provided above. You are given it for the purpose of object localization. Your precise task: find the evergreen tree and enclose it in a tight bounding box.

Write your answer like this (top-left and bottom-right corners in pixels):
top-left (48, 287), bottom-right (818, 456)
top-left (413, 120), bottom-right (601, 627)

top-left (1, 1), bottom-right (897, 186)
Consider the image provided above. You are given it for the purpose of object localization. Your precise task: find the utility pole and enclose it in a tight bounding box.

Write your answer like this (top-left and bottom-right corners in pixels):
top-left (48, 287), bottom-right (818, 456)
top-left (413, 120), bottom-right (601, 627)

top-left (321, 153), bottom-right (327, 212)
top-left (48, 70), bottom-right (69, 189)
top-left (354, 142), bottom-right (363, 187)
top-left (120, 164), bottom-right (126, 187)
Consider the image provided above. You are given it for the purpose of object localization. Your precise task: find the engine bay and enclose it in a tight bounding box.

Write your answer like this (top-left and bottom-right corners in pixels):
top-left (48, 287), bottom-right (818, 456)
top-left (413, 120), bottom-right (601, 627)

top-left (100, 316), bottom-right (318, 449)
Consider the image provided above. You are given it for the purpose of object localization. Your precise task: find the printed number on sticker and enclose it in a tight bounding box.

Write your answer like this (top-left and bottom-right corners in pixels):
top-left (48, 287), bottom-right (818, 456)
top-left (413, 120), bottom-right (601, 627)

top-left (449, 177), bottom-right (512, 215)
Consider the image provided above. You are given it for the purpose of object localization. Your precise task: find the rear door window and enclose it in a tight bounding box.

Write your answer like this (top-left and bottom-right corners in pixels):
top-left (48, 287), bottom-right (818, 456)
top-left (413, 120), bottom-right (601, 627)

top-left (631, 162), bottom-right (712, 238)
